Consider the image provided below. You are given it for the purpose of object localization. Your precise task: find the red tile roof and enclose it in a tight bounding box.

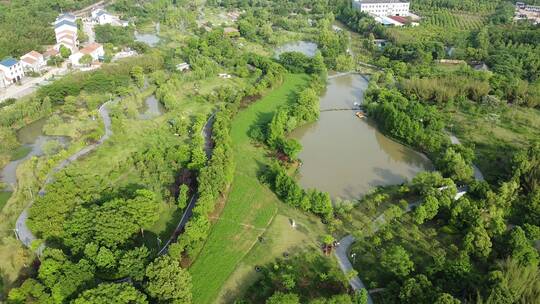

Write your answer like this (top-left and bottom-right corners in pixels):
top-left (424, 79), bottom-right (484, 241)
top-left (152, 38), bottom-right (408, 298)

top-left (388, 15), bottom-right (408, 24)
top-left (80, 43), bottom-right (102, 55)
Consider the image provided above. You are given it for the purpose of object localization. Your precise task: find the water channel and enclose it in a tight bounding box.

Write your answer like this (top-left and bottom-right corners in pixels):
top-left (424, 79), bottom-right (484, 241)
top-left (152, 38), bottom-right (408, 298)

top-left (138, 95), bottom-right (165, 120)
top-left (0, 118), bottom-right (68, 200)
top-left (291, 74), bottom-right (433, 200)
top-left (274, 41), bottom-right (318, 58)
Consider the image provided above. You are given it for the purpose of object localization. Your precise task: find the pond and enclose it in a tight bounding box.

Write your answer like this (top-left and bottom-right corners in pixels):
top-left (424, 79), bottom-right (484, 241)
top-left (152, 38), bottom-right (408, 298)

top-left (274, 41), bottom-right (318, 58)
top-left (0, 118), bottom-right (68, 195)
top-left (290, 74), bottom-right (432, 200)
top-left (139, 95), bottom-right (165, 120)
top-left (135, 31), bottom-right (160, 47)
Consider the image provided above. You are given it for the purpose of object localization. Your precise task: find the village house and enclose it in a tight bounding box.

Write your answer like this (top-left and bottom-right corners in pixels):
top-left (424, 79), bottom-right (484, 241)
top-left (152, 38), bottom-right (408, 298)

top-left (91, 9), bottom-right (129, 27)
top-left (0, 58), bottom-right (25, 86)
top-left (20, 51), bottom-right (45, 72)
top-left (54, 13), bottom-right (79, 52)
top-left (69, 42), bottom-right (104, 66)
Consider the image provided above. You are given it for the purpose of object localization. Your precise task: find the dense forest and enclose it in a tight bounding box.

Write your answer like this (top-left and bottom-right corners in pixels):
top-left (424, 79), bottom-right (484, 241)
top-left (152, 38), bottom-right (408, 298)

top-left (0, 0), bottom-right (98, 58)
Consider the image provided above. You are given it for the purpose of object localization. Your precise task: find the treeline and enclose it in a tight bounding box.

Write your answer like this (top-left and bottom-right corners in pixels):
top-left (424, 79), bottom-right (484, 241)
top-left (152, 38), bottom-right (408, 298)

top-left (266, 75), bottom-right (324, 159)
top-left (172, 54), bottom-right (286, 258)
top-left (94, 24), bottom-right (135, 46)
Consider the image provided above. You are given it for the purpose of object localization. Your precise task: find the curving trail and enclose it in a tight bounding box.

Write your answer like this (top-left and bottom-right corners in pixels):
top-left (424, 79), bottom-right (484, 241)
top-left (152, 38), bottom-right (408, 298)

top-left (335, 133), bottom-right (484, 302)
top-left (157, 113), bottom-right (215, 256)
top-left (15, 99), bottom-right (116, 251)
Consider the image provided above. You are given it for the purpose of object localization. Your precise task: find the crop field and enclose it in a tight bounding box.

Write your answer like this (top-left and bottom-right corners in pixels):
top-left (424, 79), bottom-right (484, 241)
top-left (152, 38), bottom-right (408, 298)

top-left (424, 11), bottom-right (486, 30)
top-left (189, 74), bottom-right (311, 304)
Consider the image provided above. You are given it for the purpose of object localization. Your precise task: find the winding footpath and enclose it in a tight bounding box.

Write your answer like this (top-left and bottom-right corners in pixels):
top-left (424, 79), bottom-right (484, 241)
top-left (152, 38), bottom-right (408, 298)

top-left (335, 133), bottom-right (484, 302)
top-left (15, 99), bottom-right (116, 250)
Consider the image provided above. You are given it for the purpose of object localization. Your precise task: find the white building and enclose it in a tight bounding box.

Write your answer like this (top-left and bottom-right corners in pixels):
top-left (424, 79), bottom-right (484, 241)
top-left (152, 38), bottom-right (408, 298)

top-left (91, 9), bottom-right (129, 27)
top-left (0, 58), bottom-right (25, 86)
top-left (54, 13), bottom-right (78, 52)
top-left (353, 0), bottom-right (410, 17)
top-left (20, 51), bottom-right (45, 72)
top-left (70, 42), bottom-right (104, 66)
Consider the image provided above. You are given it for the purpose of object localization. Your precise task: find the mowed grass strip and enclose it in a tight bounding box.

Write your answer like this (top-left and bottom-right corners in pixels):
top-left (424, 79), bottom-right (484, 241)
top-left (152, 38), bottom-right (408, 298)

top-left (190, 74), bottom-right (310, 304)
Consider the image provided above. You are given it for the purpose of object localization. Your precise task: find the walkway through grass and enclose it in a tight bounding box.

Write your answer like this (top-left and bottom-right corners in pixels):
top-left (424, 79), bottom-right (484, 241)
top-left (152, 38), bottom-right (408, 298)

top-left (190, 74), bottom-right (310, 304)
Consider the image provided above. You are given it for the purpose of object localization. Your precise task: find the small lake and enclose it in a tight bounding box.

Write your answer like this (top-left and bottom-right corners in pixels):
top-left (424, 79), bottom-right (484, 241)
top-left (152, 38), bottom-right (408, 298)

top-left (0, 118), bottom-right (68, 192)
top-left (275, 41), bottom-right (318, 58)
top-left (135, 32), bottom-right (160, 47)
top-left (139, 95), bottom-right (165, 120)
top-left (290, 74), bottom-right (432, 200)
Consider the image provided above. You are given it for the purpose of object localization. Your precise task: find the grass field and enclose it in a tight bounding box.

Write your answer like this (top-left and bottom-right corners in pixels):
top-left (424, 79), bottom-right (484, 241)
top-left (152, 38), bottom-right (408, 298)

top-left (0, 191), bottom-right (11, 211)
top-left (445, 101), bottom-right (540, 183)
top-left (189, 74), bottom-right (312, 304)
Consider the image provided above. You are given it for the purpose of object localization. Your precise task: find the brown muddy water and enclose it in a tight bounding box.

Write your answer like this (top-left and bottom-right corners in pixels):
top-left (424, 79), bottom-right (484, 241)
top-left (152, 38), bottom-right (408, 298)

top-left (290, 74), bottom-right (432, 200)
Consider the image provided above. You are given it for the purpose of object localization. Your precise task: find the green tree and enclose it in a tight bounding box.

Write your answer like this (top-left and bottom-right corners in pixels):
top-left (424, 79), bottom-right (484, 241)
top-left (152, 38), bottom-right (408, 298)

top-left (464, 225), bottom-right (492, 259)
top-left (145, 255), bottom-right (192, 303)
top-left (73, 283), bottom-right (148, 304)
top-left (79, 54), bottom-right (93, 66)
top-left (131, 66), bottom-right (145, 88)
top-left (177, 184), bottom-right (190, 209)
top-left (60, 45), bottom-right (71, 59)
top-left (266, 292), bottom-right (300, 304)
top-left (381, 245), bottom-right (414, 278)
top-left (434, 293), bottom-right (461, 304)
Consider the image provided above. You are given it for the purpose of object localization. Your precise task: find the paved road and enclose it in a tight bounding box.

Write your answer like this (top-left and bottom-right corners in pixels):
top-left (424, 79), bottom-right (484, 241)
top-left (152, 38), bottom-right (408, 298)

top-left (15, 98), bottom-right (116, 250)
top-left (157, 113), bottom-right (215, 256)
top-left (0, 65), bottom-right (67, 103)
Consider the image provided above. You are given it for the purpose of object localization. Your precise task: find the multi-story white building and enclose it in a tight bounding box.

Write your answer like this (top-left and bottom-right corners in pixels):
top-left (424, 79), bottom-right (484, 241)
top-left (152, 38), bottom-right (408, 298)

top-left (0, 58), bottom-right (25, 86)
top-left (353, 0), bottom-right (410, 17)
top-left (54, 13), bottom-right (78, 52)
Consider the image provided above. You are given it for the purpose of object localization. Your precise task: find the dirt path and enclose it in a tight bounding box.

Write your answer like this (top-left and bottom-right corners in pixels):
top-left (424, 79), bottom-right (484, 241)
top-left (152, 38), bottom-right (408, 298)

top-left (15, 98), bottom-right (117, 251)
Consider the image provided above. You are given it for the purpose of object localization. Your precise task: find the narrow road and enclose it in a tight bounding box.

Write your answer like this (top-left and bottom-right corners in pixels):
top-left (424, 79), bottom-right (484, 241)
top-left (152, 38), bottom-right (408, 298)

top-left (0, 65), bottom-right (68, 103)
top-left (157, 113), bottom-right (215, 256)
top-left (335, 133), bottom-right (484, 302)
top-left (15, 98), bottom-right (116, 250)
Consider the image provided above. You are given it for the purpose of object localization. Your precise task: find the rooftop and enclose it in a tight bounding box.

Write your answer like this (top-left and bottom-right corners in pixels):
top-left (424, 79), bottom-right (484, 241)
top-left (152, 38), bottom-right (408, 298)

top-left (0, 58), bottom-right (18, 67)
top-left (23, 51), bottom-right (43, 59)
top-left (388, 15), bottom-right (409, 23)
top-left (55, 20), bottom-right (77, 29)
top-left (21, 57), bottom-right (37, 65)
top-left (80, 43), bottom-right (103, 54)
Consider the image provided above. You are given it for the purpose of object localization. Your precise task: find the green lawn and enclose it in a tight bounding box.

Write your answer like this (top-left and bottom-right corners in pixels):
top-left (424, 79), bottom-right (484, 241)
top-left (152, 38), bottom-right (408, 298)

top-left (189, 74), bottom-right (311, 304)
top-left (0, 191), bottom-right (11, 211)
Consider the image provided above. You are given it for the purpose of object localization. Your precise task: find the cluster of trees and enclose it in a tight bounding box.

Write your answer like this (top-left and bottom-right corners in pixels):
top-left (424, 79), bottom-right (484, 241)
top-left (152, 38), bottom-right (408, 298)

top-left (266, 76), bottom-right (324, 159)
top-left (95, 24), bottom-right (135, 46)
top-left (278, 51), bottom-right (326, 75)
top-left (175, 107), bottom-right (235, 257)
top-left (111, 0), bottom-right (197, 31)
top-left (242, 251), bottom-right (364, 304)
top-left (38, 54), bottom-right (164, 104)
top-left (9, 248), bottom-right (192, 303)
top-left (400, 74), bottom-right (490, 104)
top-left (269, 163), bottom-right (334, 220)
top-left (366, 74), bottom-right (477, 183)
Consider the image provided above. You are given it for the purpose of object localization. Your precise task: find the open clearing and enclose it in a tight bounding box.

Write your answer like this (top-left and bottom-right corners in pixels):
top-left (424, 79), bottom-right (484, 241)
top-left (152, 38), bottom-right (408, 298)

top-left (189, 74), bottom-right (314, 304)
